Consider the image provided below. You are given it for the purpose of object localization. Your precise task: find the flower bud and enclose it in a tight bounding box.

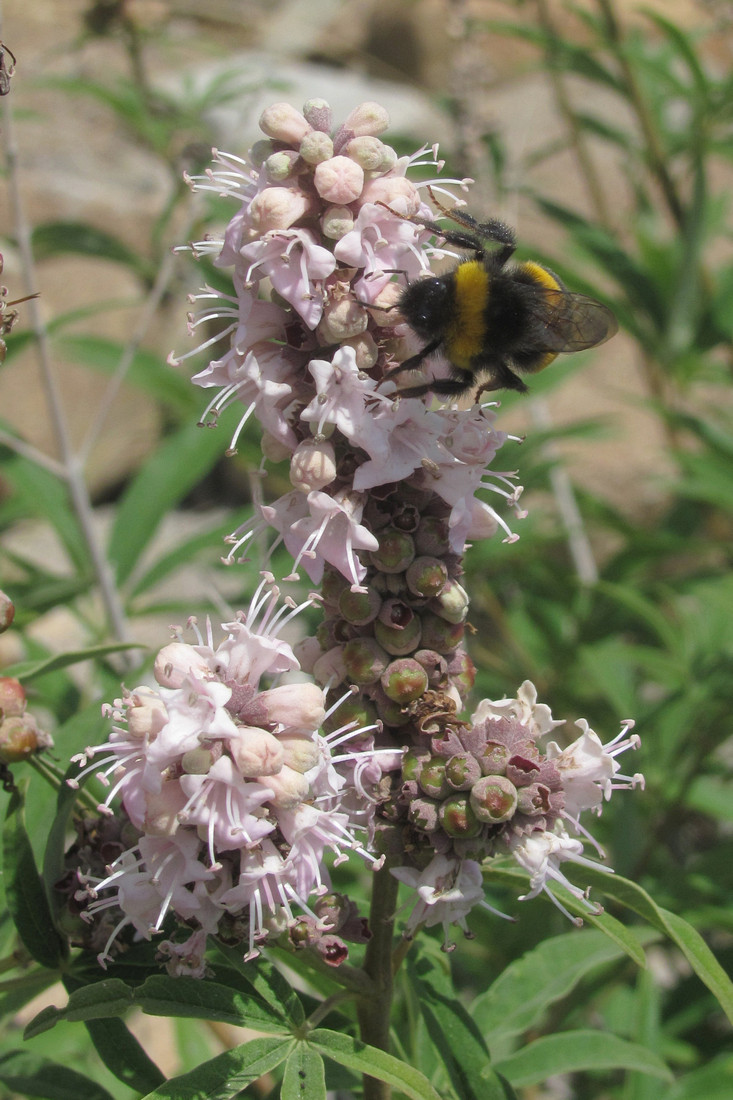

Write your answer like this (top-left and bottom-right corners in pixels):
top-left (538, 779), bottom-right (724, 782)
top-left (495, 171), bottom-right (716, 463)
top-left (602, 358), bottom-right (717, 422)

top-left (259, 102), bottom-right (312, 145)
top-left (317, 298), bottom-right (368, 343)
top-left (0, 591), bottom-right (14, 633)
top-left (429, 579), bottom-right (469, 624)
top-left (0, 714), bottom-right (52, 762)
top-left (230, 726), bottom-right (285, 776)
top-left (342, 331), bottom-right (378, 370)
top-left (314, 156), bottom-right (365, 204)
top-left (321, 205), bottom-right (355, 240)
top-left (127, 687), bottom-right (168, 739)
top-left (302, 98), bottom-right (333, 132)
top-left (0, 677), bottom-right (26, 718)
top-left (154, 643), bottom-right (208, 688)
top-left (264, 150), bottom-right (301, 181)
top-left (181, 747), bottom-right (214, 774)
top-left (249, 187), bottom-right (312, 232)
top-left (262, 764), bottom-right (310, 808)
top-left (299, 131), bottom-right (334, 165)
top-left (414, 516), bottom-right (450, 556)
top-left (470, 775), bottom-right (518, 823)
top-left (358, 175), bottom-right (420, 216)
top-left (405, 556), bottom-right (448, 598)
top-left (345, 136), bottom-right (388, 171)
top-left (290, 438), bottom-right (337, 492)
top-left (380, 658), bottom-right (428, 704)
top-left (343, 637), bottom-right (389, 685)
top-left (278, 734), bottom-right (321, 774)
top-left (439, 794), bottom-right (481, 838)
top-left (258, 682), bottom-right (326, 733)
top-left (313, 645), bottom-right (348, 687)
top-left (343, 101), bottom-right (390, 137)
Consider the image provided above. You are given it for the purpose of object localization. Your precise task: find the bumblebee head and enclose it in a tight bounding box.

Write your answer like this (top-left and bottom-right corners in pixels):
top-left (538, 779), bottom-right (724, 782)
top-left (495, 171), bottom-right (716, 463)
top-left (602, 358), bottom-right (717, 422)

top-left (398, 276), bottom-right (453, 338)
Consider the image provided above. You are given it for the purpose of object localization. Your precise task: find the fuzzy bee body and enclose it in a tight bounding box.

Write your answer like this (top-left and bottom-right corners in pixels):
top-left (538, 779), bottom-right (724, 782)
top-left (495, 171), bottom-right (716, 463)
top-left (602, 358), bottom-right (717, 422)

top-left (386, 200), bottom-right (617, 400)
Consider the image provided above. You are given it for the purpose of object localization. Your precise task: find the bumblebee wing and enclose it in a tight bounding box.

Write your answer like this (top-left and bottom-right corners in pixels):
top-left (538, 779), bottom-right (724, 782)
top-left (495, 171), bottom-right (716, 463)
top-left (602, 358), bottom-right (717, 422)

top-left (530, 290), bottom-right (618, 353)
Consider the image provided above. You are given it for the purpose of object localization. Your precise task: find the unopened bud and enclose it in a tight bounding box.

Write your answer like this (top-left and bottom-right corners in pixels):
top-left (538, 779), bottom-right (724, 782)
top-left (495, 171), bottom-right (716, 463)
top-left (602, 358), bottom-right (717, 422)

top-left (314, 156), bottom-right (364, 204)
top-left (317, 298), bottom-right (368, 343)
top-left (181, 747), bottom-right (214, 774)
top-left (0, 714), bottom-right (52, 762)
top-left (262, 764), bottom-right (310, 809)
top-left (374, 614), bottom-right (421, 656)
top-left (419, 611), bottom-right (464, 653)
top-left (126, 686), bottom-right (168, 739)
top-left (0, 591), bottom-right (15, 633)
top-left (278, 734), bottom-right (321, 774)
top-left (429, 579), bottom-right (469, 624)
top-left (342, 331), bottom-right (378, 369)
top-left (419, 756), bottom-right (449, 798)
top-left (299, 131), bottom-right (334, 165)
top-left (302, 98), bottom-right (333, 133)
top-left (0, 677), bottom-right (26, 719)
top-left (290, 438), bottom-right (337, 492)
top-left (230, 726), bottom-right (285, 776)
top-left (258, 682), bottom-right (326, 734)
top-left (259, 102), bottom-right (312, 145)
top-left (154, 643), bottom-right (208, 689)
top-left (264, 150), bottom-right (301, 181)
top-left (405, 556), bottom-right (448, 598)
top-left (345, 136), bottom-right (388, 171)
top-left (338, 585), bottom-right (381, 626)
top-left (321, 205), bottom-right (355, 240)
top-left (249, 187), bottom-right (312, 232)
top-left (343, 101), bottom-right (390, 137)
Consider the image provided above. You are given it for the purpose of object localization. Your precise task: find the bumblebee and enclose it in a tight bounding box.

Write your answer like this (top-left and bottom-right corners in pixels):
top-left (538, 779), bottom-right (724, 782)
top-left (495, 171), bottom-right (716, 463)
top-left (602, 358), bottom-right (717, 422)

top-left (383, 195), bottom-right (617, 400)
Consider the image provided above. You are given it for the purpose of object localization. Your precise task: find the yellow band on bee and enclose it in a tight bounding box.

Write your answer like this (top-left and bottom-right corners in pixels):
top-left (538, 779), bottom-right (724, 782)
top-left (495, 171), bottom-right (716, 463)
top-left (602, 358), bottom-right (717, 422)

top-left (447, 261), bottom-right (490, 368)
top-left (517, 261), bottom-right (562, 292)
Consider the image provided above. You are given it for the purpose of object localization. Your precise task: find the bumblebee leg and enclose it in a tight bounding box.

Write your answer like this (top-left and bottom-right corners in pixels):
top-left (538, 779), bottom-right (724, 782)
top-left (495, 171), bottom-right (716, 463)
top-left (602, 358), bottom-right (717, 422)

top-left (382, 339), bottom-right (442, 382)
top-left (474, 364), bottom-right (528, 400)
top-left (395, 369), bottom-right (477, 401)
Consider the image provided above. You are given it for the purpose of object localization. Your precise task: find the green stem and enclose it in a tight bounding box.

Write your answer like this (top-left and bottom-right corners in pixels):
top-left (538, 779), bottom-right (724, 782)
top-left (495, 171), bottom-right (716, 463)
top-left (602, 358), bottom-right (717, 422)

top-left (356, 863), bottom-right (400, 1100)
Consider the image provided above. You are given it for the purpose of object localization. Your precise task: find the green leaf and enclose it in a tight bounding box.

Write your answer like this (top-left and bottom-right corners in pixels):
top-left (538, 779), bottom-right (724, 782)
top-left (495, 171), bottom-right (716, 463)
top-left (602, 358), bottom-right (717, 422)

top-left (31, 221), bottom-right (153, 278)
top-left (3, 783), bottom-right (66, 970)
top-left (213, 943), bottom-right (306, 1026)
top-left (25, 979), bottom-right (135, 1037)
top-left (281, 1043), bottom-right (327, 1100)
top-left (408, 951), bottom-right (510, 1100)
top-left (108, 418), bottom-right (233, 586)
top-left (493, 1030), bottom-right (673, 1087)
top-left (82, 1017), bottom-right (166, 1094)
top-left (57, 334), bottom-right (199, 417)
top-left (135, 974), bottom-right (292, 1033)
top-left (4, 642), bottom-right (143, 683)
top-left (473, 929), bottom-right (651, 1045)
top-left (309, 1029), bottom-right (442, 1100)
top-left (0, 1051), bottom-right (116, 1100)
top-left (572, 867), bottom-right (733, 1024)
top-left (0, 455), bottom-right (90, 573)
top-left (139, 1036), bottom-right (293, 1100)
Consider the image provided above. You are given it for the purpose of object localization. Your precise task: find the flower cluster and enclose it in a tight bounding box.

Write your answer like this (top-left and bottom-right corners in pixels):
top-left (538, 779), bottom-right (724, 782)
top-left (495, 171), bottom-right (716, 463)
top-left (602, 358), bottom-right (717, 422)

top-left (69, 579), bottom-right (381, 965)
top-left (68, 97), bottom-right (643, 970)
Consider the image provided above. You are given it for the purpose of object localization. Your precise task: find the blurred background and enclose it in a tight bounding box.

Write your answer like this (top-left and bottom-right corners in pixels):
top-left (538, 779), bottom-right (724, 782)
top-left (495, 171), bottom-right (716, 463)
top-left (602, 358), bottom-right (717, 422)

top-left (1, 0), bottom-right (732, 1095)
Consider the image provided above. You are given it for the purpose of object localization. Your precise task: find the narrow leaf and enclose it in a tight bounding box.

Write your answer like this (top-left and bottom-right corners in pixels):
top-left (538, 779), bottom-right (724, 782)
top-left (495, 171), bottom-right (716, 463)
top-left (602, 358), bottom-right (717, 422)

top-left (474, 928), bottom-right (650, 1044)
top-left (108, 418), bottom-right (234, 586)
top-left (309, 1029), bottom-right (442, 1100)
top-left (3, 784), bottom-right (65, 969)
top-left (213, 943), bottom-right (306, 1026)
top-left (409, 952), bottom-right (507, 1100)
top-left (139, 1036), bottom-right (292, 1100)
top-left (31, 221), bottom-right (152, 276)
top-left (136, 974), bottom-right (291, 1033)
top-left (4, 643), bottom-right (143, 683)
top-left (0, 1051), bottom-right (116, 1100)
top-left (494, 1030), bottom-right (672, 1087)
top-left (281, 1043), bottom-right (327, 1100)
top-left (24, 979), bottom-right (135, 1037)
top-left (83, 1017), bottom-right (166, 1094)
